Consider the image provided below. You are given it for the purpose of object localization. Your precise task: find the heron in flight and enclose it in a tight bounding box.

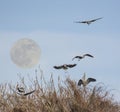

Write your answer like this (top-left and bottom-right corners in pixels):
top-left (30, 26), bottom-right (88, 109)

top-left (54, 64), bottom-right (77, 70)
top-left (17, 90), bottom-right (35, 96)
top-left (74, 17), bottom-right (103, 25)
top-left (16, 83), bottom-right (35, 96)
top-left (72, 54), bottom-right (94, 61)
top-left (78, 73), bottom-right (96, 87)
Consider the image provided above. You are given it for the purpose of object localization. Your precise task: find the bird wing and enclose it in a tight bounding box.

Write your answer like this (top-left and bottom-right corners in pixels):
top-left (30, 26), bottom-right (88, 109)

top-left (90, 17), bottom-right (103, 22)
top-left (87, 78), bottom-right (96, 84)
top-left (78, 79), bottom-right (83, 86)
top-left (23, 90), bottom-right (35, 96)
top-left (67, 64), bottom-right (77, 68)
top-left (84, 54), bottom-right (94, 58)
top-left (53, 65), bottom-right (63, 69)
top-left (74, 21), bottom-right (88, 24)
top-left (72, 56), bottom-right (82, 60)
top-left (80, 21), bottom-right (88, 23)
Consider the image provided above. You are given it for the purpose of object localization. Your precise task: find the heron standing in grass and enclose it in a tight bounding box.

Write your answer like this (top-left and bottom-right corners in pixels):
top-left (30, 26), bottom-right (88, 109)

top-left (72, 54), bottom-right (94, 61)
top-left (78, 73), bottom-right (96, 87)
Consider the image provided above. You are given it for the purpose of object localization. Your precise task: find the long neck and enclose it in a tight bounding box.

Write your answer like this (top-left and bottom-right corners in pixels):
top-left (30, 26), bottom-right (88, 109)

top-left (82, 73), bottom-right (87, 86)
top-left (82, 73), bottom-right (86, 81)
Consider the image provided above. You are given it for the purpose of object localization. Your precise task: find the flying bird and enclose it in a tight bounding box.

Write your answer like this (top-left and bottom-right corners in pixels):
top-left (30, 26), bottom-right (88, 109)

top-left (17, 90), bottom-right (35, 96)
top-left (16, 83), bottom-right (35, 96)
top-left (78, 73), bottom-right (96, 87)
top-left (53, 64), bottom-right (77, 70)
top-left (74, 17), bottom-right (103, 25)
top-left (72, 54), bottom-right (94, 61)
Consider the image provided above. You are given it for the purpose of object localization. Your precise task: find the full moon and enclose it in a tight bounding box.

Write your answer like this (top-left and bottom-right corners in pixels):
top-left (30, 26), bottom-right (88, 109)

top-left (10, 38), bottom-right (41, 68)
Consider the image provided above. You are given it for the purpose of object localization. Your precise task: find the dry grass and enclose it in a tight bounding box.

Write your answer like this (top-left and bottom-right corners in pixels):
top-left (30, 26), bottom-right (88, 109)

top-left (0, 71), bottom-right (120, 112)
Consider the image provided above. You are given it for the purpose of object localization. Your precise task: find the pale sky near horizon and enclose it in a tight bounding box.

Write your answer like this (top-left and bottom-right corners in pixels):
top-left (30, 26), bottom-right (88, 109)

top-left (0, 0), bottom-right (120, 101)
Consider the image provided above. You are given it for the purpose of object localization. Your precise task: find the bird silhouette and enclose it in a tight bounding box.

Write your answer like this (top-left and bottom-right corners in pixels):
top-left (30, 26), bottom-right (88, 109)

top-left (54, 64), bottom-right (77, 70)
top-left (74, 17), bottom-right (103, 25)
top-left (72, 54), bottom-right (94, 61)
top-left (78, 73), bottom-right (96, 87)
top-left (17, 90), bottom-right (35, 96)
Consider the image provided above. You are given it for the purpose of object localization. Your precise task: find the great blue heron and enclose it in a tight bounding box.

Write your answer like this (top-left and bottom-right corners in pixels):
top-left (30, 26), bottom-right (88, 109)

top-left (74, 17), bottom-right (103, 25)
top-left (54, 64), bottom-right (77, 70)
top-left (78, 73), bottom-right (96, 86)
top-left (72, 54), bottom-right (94, 61)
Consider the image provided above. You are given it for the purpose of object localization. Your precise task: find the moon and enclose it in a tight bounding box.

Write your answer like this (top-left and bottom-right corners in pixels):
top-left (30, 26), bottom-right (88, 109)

top-left (10, 38), bottom-right (41, 68)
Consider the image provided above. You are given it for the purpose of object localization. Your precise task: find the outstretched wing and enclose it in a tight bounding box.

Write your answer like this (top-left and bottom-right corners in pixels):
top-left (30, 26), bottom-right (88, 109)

top-left (74, 20), bottom-right (89, 24)
top-left (23, 90), bottom-right (35, 96)
top-left (53, 65), bottom-right (63, 69)
top-left (84, 54), bottom-right (94, 58)
top-left (72, 56), bottom-right (83, 60)
top-left (78, 79), bottom-right (83, 86)
top-left (87, 78), bottom-right (96, 84)
top-left (80, 21), bottom-right (88, 23)
top-left (67, 64), bottom-right (77, 68)
top-left (90, 17), bottom-right (103, 22)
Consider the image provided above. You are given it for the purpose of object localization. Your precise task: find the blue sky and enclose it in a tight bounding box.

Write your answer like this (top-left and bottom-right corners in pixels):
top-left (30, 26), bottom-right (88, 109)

top-left (0, 0), bottom-right (120, 101)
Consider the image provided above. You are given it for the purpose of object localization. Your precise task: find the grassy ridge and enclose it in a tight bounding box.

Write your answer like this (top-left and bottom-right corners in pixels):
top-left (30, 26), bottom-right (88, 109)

top-left (0, 74), bottom-right (119, 112)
